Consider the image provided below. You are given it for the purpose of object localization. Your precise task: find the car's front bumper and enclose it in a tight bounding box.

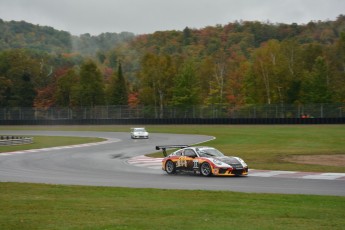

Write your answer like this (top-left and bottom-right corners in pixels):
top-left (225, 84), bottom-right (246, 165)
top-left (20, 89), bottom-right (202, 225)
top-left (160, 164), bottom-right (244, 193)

top-left (213, 167), bottom-right (248, 176)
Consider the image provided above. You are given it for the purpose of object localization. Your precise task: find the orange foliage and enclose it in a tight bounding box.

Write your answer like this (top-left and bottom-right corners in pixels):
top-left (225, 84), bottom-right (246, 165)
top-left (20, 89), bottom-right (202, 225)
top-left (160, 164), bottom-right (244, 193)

top-left (33, 85), bottom-right (56, 108)
top-left (128, 92), bottom-right (140, 108)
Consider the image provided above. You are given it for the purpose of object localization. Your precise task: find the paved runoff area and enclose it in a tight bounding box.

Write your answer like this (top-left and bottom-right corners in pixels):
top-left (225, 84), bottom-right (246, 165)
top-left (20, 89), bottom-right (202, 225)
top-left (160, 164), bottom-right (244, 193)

top-left (127, 155), bottom-right (345, 181)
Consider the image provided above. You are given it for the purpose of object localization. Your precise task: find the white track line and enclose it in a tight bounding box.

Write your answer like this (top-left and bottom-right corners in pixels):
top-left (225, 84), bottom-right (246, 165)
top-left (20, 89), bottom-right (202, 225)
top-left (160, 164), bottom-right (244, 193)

top-left (0, 138), bottom-right (120, 156)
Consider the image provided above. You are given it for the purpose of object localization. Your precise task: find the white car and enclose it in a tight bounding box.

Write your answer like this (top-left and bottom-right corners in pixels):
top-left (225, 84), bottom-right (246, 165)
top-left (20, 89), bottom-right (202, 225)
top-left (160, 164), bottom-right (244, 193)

top-left (130, 127), bottom-right (149, 139)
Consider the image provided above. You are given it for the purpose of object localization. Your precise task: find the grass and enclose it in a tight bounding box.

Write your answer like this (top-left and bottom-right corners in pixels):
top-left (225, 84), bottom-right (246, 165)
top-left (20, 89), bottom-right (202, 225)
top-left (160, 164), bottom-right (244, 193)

top-left (0, 182), bottom-right (344, 230)
top-left (0, 136), bottom-right (105, 153)
top-left (147, 125), bottom-right (345, 172)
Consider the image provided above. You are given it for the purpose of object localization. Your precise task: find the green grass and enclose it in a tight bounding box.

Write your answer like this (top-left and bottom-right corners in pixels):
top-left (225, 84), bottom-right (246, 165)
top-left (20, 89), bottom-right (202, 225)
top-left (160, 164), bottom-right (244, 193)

top-left (147, 125), bottom-right (345, 172)
top-left (0, 136), bottom-right (105, 153)
top-left (0, 182), bottom-right (344, 230)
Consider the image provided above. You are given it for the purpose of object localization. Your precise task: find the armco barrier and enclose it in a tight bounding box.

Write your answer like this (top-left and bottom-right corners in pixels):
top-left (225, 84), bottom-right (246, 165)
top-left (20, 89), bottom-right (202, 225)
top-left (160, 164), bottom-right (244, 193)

top-left (0, 136), bottom-right (33, 146)
top-left (0, 117), bottom-right (344, 125)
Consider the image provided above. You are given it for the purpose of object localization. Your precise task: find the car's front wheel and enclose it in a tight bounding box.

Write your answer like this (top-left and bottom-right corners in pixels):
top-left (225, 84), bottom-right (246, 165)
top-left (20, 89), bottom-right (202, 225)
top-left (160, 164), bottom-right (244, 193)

top-left (200, 162), bottom-right (212, 176)
top-left (165, 160), bottom-right (176, 174)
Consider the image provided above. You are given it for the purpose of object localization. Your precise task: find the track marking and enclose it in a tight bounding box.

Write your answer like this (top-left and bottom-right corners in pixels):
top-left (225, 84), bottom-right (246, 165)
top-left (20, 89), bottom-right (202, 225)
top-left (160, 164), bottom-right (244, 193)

top-left (0, 138), bottom-right (120, 156)
top-left (127, 155), bottom-right (345, 180)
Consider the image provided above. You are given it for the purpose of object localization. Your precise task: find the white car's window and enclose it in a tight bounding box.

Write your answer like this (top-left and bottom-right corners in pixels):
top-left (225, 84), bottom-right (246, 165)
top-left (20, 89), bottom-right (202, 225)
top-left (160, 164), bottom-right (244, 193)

top-left (134, 128), bottom-right (146, 132)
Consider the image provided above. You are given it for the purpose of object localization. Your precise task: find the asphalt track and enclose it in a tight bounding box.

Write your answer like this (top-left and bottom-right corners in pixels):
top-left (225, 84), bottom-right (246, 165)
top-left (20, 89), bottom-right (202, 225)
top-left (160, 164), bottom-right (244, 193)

top-left (0, 130), bottom-right (344, 196)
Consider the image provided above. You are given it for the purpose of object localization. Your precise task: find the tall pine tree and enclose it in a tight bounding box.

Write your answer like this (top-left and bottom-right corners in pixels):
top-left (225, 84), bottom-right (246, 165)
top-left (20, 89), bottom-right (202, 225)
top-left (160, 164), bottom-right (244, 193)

top-left (110, 62), bottom-right (128, 105)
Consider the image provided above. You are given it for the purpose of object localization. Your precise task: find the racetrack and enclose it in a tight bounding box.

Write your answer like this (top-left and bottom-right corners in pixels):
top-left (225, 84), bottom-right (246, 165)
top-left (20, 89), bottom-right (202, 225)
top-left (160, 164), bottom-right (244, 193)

top-left (0, 130), bottom-right (344, 196)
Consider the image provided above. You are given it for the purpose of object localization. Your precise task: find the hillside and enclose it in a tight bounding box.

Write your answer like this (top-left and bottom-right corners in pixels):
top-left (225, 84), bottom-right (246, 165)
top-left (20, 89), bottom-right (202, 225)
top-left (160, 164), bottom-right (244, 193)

top-left (0, 19), bottom-right (135, 55)
top-left (0, 16), bottom-right (344, 111)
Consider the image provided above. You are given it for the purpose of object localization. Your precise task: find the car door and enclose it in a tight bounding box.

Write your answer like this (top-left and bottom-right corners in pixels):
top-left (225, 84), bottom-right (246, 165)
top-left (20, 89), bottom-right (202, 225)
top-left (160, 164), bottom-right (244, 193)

top-left (183, 149), bottom-right (198, 171)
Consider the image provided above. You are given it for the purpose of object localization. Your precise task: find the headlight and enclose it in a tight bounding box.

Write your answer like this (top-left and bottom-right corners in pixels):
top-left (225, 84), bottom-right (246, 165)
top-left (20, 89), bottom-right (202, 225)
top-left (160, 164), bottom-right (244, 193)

top-left (237, 158), bottom-right (247, 167)
top-left (212, 158), bottom-right (223, 166)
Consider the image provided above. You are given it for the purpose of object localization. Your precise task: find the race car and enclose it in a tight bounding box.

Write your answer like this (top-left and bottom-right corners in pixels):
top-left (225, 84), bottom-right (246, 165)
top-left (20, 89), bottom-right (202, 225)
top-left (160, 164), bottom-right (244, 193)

top-left (156, 145), bottom-right (248, 177)
top-left (130, 127), bottom-right (149, 139)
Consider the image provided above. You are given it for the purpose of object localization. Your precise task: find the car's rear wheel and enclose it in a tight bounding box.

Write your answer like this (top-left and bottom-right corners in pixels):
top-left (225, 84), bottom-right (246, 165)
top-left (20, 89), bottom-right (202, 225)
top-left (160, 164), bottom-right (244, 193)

top-left (200, 162), bottom-right (212, 176)
top-left (165, 161), bottom-right (176, 174)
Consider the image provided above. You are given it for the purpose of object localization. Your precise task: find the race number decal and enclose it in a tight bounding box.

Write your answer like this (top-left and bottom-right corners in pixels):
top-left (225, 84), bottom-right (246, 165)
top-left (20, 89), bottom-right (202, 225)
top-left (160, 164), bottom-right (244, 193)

top-left (193, 159), bottom-right (199, 169)
top-left (176, 156), bottom-right (187, 167)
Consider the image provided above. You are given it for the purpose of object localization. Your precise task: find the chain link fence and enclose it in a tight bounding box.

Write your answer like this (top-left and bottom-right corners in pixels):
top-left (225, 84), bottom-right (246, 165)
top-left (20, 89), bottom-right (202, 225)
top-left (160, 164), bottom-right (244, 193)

top-left (0, 104), bottom-right (344, 120)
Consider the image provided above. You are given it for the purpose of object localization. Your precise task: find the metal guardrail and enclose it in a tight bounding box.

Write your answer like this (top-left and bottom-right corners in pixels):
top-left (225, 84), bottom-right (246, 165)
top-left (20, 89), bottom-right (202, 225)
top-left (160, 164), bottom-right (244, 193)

top-left (0, 136), bottom-right (34, 146)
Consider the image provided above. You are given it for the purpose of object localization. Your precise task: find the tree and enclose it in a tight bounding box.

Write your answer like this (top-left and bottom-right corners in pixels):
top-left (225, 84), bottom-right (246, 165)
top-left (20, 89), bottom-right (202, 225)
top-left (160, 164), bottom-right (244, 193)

top-left (138, 53), bottom-right (176, 118)
top-left (0, 49), bottom-right (40, 107)
top-left (14, 72), bottom-right (36, 107)
top-left (171, 60), bottom-right (200, 109)
top-left (280, 39), bottom-right (303, 104)
top-left (302, 56), bottom-right (332, 103)
top-left (183, 27), bottom-right (192, 46)
top-left (108, 62), bottom-right (128, 105)
top-left (0, 76), bottom-right (11, 106)
top-left (55, 68), bottom-right (79, 106)
top-left (251, 39), bottom-right (284, 104)
top-left (226, 54), bottom-right (249, 108)
top-left (78, 60), bottom-right (105, 106)
top-left (204, 51), bottom-right (228, 105)
top-left (34, 84), bottom-right (56, 108)
top-left (329, 32), bottom-right (345, 102)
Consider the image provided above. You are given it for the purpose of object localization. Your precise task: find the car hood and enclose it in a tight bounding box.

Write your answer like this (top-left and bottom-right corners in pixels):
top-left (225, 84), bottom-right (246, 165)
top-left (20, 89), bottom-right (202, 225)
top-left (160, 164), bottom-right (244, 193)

top-left (216, 156), bottom-right (241, 165)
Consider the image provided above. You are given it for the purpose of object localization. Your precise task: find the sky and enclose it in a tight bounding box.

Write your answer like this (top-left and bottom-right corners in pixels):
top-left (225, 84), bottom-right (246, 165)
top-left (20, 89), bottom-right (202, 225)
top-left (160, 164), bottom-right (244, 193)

top-left (0, 0), bottom-right (344, 35)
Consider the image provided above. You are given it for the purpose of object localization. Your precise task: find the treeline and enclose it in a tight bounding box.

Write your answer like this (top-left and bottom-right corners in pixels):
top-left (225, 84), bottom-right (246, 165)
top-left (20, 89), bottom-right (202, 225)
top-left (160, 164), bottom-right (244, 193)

top-left (0, 19), bottom-right (135, 54)
top-left (0, 16), bottom-right (344, 111)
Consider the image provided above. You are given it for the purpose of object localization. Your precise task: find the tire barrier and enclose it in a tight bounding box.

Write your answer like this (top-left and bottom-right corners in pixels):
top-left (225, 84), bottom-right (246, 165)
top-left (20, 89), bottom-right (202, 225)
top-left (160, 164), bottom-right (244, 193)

top-left (0, 136), bottom-right (34, 146)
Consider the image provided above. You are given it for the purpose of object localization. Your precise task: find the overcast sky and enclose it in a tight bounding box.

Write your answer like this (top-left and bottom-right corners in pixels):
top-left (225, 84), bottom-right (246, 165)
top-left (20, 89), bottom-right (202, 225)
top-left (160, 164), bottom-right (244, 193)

top-left (0, 0), bottom-right (344, 35)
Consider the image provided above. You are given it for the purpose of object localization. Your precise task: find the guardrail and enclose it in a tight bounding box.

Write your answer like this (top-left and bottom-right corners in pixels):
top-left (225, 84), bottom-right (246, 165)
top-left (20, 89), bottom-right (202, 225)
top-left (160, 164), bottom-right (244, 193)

top-left (0, 136), bottom-right (34, 146)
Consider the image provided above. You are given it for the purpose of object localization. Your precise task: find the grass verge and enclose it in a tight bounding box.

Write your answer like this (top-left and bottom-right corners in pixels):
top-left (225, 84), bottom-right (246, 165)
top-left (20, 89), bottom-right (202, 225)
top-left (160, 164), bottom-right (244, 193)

top-left (0, 182), bottom-right (344, 230)
top-left (0, 136), bottom-right (105, 153)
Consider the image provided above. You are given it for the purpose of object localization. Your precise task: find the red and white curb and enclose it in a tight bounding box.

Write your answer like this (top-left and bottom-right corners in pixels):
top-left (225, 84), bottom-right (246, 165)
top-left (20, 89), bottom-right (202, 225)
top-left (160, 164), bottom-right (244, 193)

top-left (127, 155), bottom-right (345, 181)
top-left (0, 138), bottom-right (120, 156)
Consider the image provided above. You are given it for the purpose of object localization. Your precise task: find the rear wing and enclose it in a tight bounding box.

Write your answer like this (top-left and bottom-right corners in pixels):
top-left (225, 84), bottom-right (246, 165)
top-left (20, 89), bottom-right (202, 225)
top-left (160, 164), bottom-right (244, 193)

top-left (155, 145), bottom-right (189, 157)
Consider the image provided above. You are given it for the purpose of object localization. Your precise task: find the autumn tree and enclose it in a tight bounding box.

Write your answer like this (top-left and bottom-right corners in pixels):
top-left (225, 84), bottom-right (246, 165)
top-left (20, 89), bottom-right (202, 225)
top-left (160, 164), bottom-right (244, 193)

top-left (0, 49), bottom-right (39, 107)
top-left (329, 32), bottom-right (345, 102)
top-left (138, 53), bottom-right (176, 118)
top-left (226, 53), bottom-right (249, 109)
top-left (251, 39), bottom-right (286, 104)
top-left (55, 68), bottom-right (79, 106)
top-left (204, 51), bottom-right (228, 105)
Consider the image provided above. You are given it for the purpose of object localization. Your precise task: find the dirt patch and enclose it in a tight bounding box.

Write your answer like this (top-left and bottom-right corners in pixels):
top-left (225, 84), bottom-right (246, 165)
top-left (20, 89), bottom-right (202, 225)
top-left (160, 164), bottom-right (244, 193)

top-left (285, 155), bottom-right (345, 167)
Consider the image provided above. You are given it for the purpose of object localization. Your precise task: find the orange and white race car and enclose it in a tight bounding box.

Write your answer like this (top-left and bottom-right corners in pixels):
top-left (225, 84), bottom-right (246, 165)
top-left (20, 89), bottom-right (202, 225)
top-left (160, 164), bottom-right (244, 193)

top-left (156, 145), bottom-right (248, 177)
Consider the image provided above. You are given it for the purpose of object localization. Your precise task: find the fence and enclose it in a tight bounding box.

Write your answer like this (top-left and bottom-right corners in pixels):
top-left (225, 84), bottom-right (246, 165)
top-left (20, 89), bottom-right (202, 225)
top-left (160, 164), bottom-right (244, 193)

top-left (0, 104), bottom-right (344, 121)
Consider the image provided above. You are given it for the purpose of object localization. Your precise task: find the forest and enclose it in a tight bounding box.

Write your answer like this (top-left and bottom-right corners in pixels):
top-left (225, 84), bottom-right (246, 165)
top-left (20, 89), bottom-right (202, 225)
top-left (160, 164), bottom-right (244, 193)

top-left (0, 16), bottom-right (345, 113)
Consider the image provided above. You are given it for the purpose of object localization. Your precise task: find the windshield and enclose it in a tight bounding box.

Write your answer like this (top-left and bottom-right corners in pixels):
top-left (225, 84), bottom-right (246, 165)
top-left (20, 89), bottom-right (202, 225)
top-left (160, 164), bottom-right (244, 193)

top-left (196, 148), bottom-right (224, 157)
top-left (134, 128), bottom-right (146, 132)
